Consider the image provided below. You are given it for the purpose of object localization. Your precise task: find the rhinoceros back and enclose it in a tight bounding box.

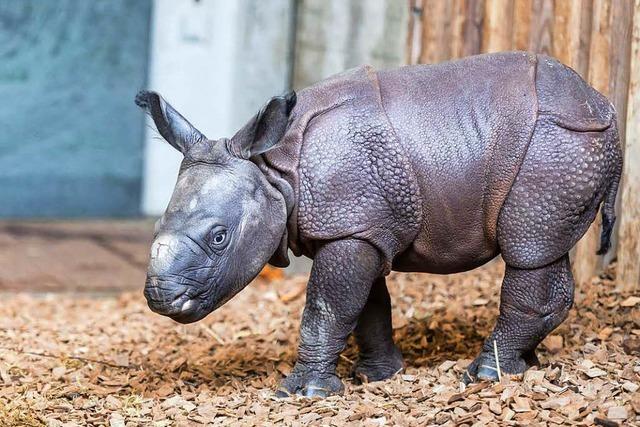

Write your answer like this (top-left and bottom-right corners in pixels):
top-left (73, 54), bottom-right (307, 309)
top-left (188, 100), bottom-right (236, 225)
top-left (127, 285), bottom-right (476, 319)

top-left (376, 52), bottom-right (538, 273)
top-left (535, 54), bottom-right (613, 131)
top-left (265, 52), bottom-right (612, 275)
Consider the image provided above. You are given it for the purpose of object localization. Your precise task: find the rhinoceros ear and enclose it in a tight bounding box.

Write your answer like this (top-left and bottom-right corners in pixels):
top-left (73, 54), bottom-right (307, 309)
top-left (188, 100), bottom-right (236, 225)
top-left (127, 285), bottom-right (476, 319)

top-left (229, 91), bottom-right (296, 159)
top-left (135, 90), bottom-right (206, 153)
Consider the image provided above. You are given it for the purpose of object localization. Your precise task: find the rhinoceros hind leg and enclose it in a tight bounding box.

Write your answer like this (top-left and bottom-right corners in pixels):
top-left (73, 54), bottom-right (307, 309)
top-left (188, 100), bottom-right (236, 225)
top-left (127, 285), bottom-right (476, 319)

top-left (498, 120), bottom-right (621, 269)
top-left (352, 277), bottom-right (404, 383)
top-left (464, 254), bottom-right (574, 384)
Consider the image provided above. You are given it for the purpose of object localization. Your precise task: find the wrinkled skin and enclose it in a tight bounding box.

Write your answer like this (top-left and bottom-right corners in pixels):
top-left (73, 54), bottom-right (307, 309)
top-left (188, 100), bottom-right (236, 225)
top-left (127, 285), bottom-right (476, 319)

top-left (137, 52), bottom-right (622, 397)
top-left (136, 90), bottom-right (294, 323)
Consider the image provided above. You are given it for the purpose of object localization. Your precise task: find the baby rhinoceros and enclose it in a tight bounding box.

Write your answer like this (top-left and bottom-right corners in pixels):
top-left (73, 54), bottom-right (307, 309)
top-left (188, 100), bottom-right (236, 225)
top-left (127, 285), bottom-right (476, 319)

top-left (136, 52), bottom-right (622, 397)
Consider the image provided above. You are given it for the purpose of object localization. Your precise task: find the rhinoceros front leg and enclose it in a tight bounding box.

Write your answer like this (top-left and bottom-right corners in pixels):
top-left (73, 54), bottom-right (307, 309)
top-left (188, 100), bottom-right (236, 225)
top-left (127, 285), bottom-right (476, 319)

top-left (464, 254), bottom-right (574, 383)
top-left (353, 277), bottom-right (404, 382)
top-left (276, 239), bottom-right (384, 397)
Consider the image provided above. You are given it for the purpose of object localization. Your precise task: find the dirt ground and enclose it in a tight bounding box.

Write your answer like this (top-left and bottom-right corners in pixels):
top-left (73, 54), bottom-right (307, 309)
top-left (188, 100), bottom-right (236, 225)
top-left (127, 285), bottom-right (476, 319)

top-left (0, 222), bottom-right (639, 426)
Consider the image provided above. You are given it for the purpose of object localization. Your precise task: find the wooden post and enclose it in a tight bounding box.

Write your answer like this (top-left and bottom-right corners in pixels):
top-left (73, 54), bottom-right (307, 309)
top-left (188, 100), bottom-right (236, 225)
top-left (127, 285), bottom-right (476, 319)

top-left (420, 0), bottom-right (455, 63)
top-left (482, 0), bottom-right (514, 52)
top-left (462, 0), bottom-right (485, 57)
top-left (575, 0), bottom-right (594, 78)
top-left (552, 0), bottom-right (592, 76)
top-left (608, 0), bottom-right (634, 137)
top-left (451, 0), bottom-right (468, 59)
top-left (512, 0), bottom-right (532, 51)
top-left (552, 0), bottom-right (572, 63)
top-left (618, 0), bottom-right (640, 291)
top-left (573, 0), bottom-right (612, 285)
top-left (529, 0), bottom-right (555, 54)
top-left (406, 0), bottom-right (425, 64)
top-left (603, 0), bottom-right (634, 268)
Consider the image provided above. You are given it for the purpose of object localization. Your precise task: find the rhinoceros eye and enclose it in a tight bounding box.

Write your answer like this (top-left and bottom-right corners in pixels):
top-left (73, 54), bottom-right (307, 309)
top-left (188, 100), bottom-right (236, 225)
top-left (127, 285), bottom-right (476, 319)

top-left (212, 231), bottom-right (226, 245)
top-left (209, 225), bottom-right (228, 249)
top-left (208, 226), bottom-right (229, 251)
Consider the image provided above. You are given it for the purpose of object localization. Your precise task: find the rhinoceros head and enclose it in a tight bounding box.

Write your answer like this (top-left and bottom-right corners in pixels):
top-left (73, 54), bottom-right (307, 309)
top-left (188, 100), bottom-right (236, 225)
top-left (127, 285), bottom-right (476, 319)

top-left (135, 90), bottom-right (295, 323)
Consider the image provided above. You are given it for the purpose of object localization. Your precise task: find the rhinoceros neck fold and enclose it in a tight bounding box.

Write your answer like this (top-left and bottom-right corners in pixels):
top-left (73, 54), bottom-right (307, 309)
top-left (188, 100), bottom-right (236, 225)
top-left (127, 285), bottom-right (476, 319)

top-left (252, 145), bottom-right (301, 260)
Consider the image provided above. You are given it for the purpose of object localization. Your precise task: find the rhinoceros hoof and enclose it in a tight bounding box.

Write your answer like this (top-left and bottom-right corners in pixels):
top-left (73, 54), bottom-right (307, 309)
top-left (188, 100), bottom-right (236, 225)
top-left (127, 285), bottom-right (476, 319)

top-left (353, 345), bottom-right (404, 383)
top-left (276, 369), bottom-right (344, 398)
top-left (463, 350), bottom-right (535, 385)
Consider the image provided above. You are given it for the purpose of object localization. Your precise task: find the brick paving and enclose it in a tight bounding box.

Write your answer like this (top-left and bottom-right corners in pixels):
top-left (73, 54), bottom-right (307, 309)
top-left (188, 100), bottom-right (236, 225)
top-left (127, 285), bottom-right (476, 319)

top-left (0, 220), bottom-right (154, 293)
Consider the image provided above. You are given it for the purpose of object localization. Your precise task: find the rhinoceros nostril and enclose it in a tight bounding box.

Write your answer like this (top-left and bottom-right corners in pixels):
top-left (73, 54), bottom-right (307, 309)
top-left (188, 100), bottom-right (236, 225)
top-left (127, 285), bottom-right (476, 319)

top-left (144, 279), bottom-right (193, 314)
top-left (146, 285), bottom-right (161, 301)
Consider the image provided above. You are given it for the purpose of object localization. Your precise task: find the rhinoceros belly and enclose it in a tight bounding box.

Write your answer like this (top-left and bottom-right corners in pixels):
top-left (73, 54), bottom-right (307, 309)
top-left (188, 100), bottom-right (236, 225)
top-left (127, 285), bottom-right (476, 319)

top-left (378, 52), bottom-right (538, 274)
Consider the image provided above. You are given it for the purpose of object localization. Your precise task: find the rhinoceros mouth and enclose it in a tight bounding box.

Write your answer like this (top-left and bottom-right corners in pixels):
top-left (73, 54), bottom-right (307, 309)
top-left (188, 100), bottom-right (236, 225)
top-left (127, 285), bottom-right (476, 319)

top-left (145, 290), bottom-right (209, 323)
top-left (145, 288), bottom-right (185, 313)
top-left (167, 303), bottom-right (210, 323)
top-left (144, 276), bottom-right (208, 320)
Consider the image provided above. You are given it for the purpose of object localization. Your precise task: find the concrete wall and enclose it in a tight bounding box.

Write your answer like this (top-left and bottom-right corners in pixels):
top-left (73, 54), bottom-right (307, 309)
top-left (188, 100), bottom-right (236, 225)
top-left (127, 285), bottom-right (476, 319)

top-left (0, 0), bottom-right (408, 220)
top-left (0, 0), bottom-right (151, 217)
top-left (142, 0), bottom-right (295, 215)
top-left (141, 0), bottom-right (409, 274)
top-left (293, 0), bottom-right (409, 89)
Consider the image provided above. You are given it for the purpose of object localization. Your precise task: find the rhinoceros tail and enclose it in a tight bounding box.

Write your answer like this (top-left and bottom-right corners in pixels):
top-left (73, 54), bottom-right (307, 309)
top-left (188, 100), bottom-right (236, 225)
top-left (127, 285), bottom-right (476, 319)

top-left (596, 119), bottom-right (622, 255)
top-left (597, 183), bottom-right (617, 255)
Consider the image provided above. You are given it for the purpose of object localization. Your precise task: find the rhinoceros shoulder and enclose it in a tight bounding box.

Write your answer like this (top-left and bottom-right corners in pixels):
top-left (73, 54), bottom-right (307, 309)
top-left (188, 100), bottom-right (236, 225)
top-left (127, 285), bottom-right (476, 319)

top-left (292, 66), bottom-right (423, 272)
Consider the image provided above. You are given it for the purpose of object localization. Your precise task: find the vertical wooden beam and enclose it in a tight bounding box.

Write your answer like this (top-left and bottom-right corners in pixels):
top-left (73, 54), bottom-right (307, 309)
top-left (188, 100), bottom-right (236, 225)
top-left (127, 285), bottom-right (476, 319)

top-left (528, 0), bottom-right (554, 54)
top-left (462, 0), bottom-right (485, 56)
top-left (550, 0), bottom-right (593, 266)
top-left (618, 0), bottom-right (640, 291)
top-left (513, 0), bottom-right (532, 51)
top-left (420, 0), bottom-right (455, 63)
top-left (451, 0), bottom-right (468, 59)
top-left (482, 0), bottom-right (514, 53)
top-left (609, 0), bottom-right (634, 137)
top-left (586, 0), bottom-right (612, 117)
top-left (573, 0), bottom-right (612, 285)
top-left (552, 0), bottom-right (577, 68)
top-left (440, 0), bottom-right (456, 60)
top-left (406, 0), bottom-right (425, 65)
top-left (575, 0), bottom-right (594, 78)
top-left (604, 0), bottom-right (635, 268)
top-left (552, 0), bottom-right (593, 78)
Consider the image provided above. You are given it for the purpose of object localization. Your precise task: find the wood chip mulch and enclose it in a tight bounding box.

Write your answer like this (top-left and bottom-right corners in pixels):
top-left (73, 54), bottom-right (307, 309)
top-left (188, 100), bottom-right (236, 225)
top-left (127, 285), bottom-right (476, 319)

top-left (1, 260), bottom-right (638, 426)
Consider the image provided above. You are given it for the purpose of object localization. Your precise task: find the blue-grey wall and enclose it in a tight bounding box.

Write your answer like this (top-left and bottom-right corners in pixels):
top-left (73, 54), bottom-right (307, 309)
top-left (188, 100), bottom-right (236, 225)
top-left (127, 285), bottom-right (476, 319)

top-left (0, 1), bottom-right (151, 217)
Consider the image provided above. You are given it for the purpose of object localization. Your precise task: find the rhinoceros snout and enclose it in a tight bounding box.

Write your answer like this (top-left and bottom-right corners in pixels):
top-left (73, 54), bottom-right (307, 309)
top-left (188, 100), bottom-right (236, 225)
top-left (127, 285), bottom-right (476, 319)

top-left (143, 277), bottom-right (207, 323)
top-left (144, 277), bottom-right (187, 311)
top-left (147, 234), bottom-right (183, 276)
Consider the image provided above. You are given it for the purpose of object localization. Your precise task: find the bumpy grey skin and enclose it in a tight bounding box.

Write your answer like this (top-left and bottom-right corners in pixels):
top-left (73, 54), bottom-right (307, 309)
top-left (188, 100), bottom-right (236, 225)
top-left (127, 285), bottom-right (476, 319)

top-left (136, 52), bottom-right (622, 397)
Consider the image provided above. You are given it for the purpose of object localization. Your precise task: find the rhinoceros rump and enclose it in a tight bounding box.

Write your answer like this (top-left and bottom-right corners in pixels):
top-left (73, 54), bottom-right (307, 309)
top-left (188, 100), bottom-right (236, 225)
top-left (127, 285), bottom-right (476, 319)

top-left (136, 52), bottom-right (622, 397)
